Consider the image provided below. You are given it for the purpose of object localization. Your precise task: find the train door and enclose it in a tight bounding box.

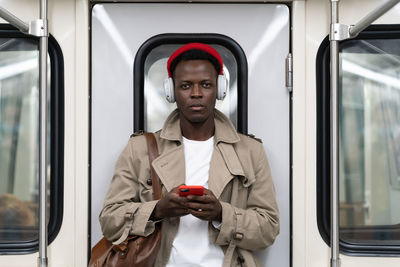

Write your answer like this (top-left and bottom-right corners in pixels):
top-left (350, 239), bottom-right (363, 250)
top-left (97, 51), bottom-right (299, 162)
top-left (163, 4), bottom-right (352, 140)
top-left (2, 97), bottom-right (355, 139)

top-left (91, 3), bottom-right (290, 266)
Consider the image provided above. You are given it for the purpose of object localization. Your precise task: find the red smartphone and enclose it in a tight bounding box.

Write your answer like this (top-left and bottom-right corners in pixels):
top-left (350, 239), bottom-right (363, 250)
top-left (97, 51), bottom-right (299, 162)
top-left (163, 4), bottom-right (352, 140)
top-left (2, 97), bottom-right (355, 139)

top-left (178, 185), bottom-right (204, 197)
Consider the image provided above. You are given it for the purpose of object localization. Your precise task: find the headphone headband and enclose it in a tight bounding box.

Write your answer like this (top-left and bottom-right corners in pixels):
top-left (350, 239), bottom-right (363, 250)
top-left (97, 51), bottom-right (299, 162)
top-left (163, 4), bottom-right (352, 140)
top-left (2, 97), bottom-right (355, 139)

top-left (167, 43), bottom-right (224, 77)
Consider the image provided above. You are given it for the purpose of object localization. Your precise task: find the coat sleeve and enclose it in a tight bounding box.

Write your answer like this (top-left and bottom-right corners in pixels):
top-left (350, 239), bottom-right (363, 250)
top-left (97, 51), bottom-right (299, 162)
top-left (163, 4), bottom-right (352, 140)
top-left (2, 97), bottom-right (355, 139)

top-left (215, 143), bottom-right (280, 250)
top-left (99, 137), bottom-right (159, 243)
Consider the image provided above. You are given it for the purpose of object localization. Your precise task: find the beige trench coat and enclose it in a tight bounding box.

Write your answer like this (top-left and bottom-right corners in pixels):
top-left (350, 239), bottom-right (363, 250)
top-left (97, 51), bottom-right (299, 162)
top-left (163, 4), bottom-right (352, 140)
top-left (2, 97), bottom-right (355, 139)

top-left (99, 109), bottom-right (279, 267)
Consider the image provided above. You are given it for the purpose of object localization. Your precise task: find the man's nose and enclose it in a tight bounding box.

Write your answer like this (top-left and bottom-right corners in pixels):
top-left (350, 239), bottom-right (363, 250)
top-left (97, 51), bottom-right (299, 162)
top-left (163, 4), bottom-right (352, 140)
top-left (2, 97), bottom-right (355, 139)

top-left (191, 83), bottom-right (202, 97)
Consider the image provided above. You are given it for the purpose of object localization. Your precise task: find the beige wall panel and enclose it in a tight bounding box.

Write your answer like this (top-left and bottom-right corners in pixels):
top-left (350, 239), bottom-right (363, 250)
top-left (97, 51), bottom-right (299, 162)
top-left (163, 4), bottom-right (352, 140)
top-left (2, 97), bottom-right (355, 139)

top-left (0, 0), bottom-right (89, 266)
top-left (299, 0), bottom-right (400, 266)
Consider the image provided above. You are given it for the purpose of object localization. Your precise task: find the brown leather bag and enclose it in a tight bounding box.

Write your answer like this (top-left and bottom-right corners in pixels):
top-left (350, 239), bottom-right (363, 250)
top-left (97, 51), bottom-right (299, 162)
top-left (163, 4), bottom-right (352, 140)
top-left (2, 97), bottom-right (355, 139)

top-left (89, 133), bottom-right (162, 267)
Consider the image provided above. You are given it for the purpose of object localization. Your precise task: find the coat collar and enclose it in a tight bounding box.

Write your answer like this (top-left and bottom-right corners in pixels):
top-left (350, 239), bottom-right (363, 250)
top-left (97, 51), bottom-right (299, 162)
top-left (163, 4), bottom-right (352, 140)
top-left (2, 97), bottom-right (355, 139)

top-left (154, 109), bottom-right (245, 196)
top-left (159, 108), bottom-right (240, 144)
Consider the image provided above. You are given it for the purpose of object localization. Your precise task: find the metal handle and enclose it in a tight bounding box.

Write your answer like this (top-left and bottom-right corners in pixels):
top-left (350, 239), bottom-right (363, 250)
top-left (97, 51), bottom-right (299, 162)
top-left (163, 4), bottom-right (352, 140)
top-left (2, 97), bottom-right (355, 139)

top-left (0, 6), bottom-right (29, 33)
top-left (330, 1), bottom-right (340, 267)
top-left (38, 0), bottom-right (49, 266)
top-left (349, 0), bottom-right (400, 38)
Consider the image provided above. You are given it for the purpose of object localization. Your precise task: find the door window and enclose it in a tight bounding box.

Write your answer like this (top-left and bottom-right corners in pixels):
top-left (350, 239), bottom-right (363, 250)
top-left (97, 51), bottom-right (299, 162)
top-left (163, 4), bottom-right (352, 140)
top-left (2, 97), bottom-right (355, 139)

top-left (143, 44), bottom-right (238, 132)
top-left (317, 26), bottom-right (400, 254)
top-left (133, 34), bottom-right (248, 134)
top-left (0, 26), bottom-right (64, 254)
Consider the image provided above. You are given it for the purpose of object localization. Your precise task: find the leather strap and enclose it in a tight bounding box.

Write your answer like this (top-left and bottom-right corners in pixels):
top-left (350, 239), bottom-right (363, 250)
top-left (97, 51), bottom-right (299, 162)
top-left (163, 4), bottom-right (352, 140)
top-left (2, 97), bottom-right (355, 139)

top-left (144, 133), bottom-right (162, 200)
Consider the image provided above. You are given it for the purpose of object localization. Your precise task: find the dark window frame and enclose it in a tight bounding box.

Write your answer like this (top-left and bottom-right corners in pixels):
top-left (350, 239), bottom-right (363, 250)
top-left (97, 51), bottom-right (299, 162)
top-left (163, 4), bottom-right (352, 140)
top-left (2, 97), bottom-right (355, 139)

top-left (133, 33), bottom-right (248, 134)
top-left (316, 24), bottom-right (400, 256)
top-left (0, 24), bottom-right (64, 254)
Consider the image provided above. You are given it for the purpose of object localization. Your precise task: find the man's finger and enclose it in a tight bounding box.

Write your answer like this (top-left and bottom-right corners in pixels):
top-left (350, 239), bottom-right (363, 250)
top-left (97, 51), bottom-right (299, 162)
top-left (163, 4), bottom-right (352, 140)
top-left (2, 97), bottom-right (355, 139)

top-left (174, 208), bottom-right (190, 216)
top-left (186, 194), bottom-right (213, 203)
top-left (186, 202), bottom-right (214, 211)
top-left (170, 195), bottom-right (189, 204)
top-left (186, 202), bottom-right (205, 211)
top-left (189, 210), bottom-right (212, 221)
top-left (203, 188), bottom-right (217, 197)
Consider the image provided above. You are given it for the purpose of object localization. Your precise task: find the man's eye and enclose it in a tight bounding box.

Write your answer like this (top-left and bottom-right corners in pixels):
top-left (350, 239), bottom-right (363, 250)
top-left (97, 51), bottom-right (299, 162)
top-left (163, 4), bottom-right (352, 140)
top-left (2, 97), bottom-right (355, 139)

top-left (202, 82), bottom-right (211, 88)
top-left (181, 84), bottom-right (190, 89)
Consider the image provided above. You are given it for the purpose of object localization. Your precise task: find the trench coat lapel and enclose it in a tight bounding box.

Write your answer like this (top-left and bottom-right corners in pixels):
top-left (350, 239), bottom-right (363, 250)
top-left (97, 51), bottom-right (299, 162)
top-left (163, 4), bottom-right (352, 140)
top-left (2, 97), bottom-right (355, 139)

top-left (208, 110), bottom-right (244, 199)
top-left (152, 110), bottom-right (185, 192)
top-left (209, 143), bottom-right (245, 199)
top-left (152, 145), bottom-right (185, 192)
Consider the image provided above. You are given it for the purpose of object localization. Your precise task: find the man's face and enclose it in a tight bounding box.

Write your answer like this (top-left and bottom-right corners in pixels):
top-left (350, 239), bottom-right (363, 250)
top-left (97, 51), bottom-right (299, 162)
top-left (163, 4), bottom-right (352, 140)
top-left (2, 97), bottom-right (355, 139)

top-left (173, 59), bottom-right (217, 124)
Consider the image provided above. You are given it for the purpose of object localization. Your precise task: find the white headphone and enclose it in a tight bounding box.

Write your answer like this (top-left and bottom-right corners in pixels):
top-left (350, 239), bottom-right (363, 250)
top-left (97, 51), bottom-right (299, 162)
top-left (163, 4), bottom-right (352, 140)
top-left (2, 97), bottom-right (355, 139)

top-left (164, 43), bottom-right (228, 103)
top-left (163, 73), bottom-right (228, 103)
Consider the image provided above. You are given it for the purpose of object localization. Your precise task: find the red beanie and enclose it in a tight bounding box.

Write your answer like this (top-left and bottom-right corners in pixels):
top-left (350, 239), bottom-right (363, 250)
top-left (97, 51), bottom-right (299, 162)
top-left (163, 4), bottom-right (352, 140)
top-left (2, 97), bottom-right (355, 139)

top-left (167, 43), bottom-right (223, 77)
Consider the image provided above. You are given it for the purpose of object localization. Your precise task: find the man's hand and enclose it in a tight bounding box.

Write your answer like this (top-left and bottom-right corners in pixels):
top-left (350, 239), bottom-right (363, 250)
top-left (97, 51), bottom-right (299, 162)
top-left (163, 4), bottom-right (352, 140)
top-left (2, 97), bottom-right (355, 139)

top-left (151, 186), bottom-right (189, 220)
top-left (185, 189), bottom-right (222, 222)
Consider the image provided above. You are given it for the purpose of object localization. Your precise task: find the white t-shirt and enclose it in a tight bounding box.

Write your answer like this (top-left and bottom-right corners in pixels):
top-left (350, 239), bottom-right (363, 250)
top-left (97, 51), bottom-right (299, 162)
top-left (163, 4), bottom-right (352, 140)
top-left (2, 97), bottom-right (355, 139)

top-left (166, 136), bottom-right (224, 267)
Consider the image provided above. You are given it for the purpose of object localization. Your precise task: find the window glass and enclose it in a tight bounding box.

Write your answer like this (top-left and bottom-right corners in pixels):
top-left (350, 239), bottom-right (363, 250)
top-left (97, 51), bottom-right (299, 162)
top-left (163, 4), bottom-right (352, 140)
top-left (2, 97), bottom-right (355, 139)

top-left (339, 38), bottom-right (400, 245)
top-left (0, 38), bottom-right (50, 243)
top-left (144, 44), bottom-right (238, 132)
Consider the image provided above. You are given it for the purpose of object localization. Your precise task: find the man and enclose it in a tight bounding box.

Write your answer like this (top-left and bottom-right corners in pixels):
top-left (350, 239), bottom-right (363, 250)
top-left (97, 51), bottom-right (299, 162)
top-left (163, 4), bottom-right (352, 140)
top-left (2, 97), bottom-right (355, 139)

top-left (100, 43), bottom-right (279, 267)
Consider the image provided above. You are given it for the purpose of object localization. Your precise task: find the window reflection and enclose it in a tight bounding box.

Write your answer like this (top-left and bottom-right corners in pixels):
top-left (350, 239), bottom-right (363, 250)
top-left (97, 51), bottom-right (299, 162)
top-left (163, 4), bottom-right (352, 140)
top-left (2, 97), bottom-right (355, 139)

top-left (0, 38), bottom-right (50, 242)
top-left (144, 44), bottom-right (238, 132)
top-left (339, 39), bottom-right (400, 244)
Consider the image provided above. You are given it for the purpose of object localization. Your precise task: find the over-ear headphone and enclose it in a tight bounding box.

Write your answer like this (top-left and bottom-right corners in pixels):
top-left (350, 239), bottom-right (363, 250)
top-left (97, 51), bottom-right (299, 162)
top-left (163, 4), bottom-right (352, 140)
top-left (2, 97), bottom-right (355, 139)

top-left (164, 43), bottom-right (228, 103)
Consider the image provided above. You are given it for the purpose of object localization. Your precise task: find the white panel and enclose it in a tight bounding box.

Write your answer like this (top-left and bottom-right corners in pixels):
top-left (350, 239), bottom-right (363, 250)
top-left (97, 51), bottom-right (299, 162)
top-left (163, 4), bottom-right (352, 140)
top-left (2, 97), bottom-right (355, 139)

top-left (0, 0), bottom-right (89, 266)
top-left (91, 3), bottom-right (289, 266)
top-left (300, 1), bottom-right (400, 267)
top-left (246, 6), bottom-right (290, 267)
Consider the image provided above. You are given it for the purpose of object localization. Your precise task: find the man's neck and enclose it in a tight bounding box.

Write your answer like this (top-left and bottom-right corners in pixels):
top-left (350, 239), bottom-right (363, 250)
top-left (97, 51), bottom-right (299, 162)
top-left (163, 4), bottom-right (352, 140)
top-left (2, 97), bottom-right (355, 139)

top-left (180, 115), bottom-right (215, 141)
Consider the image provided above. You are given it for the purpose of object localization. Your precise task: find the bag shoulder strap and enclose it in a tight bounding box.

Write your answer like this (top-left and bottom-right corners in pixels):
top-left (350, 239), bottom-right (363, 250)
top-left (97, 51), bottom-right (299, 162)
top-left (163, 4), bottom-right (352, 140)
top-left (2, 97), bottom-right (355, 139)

top-left (144, 133), bottom-right (162, 200)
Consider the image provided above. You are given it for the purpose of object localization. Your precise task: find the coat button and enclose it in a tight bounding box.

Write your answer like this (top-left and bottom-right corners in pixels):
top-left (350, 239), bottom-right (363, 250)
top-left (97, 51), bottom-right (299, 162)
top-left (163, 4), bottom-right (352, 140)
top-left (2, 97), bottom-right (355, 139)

top-left (233, 232), bottom-right (244, 240)
top-left (146, 178), bottom-right (152, 185)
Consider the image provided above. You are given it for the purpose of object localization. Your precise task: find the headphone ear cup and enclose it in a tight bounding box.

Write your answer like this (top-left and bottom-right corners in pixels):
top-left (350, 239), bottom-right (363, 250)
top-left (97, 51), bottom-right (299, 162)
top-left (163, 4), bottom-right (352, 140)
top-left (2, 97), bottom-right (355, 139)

top-left (163, 78), bottom-right (175, 103)
top-left (217, 74), bottom-right (228, 100)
